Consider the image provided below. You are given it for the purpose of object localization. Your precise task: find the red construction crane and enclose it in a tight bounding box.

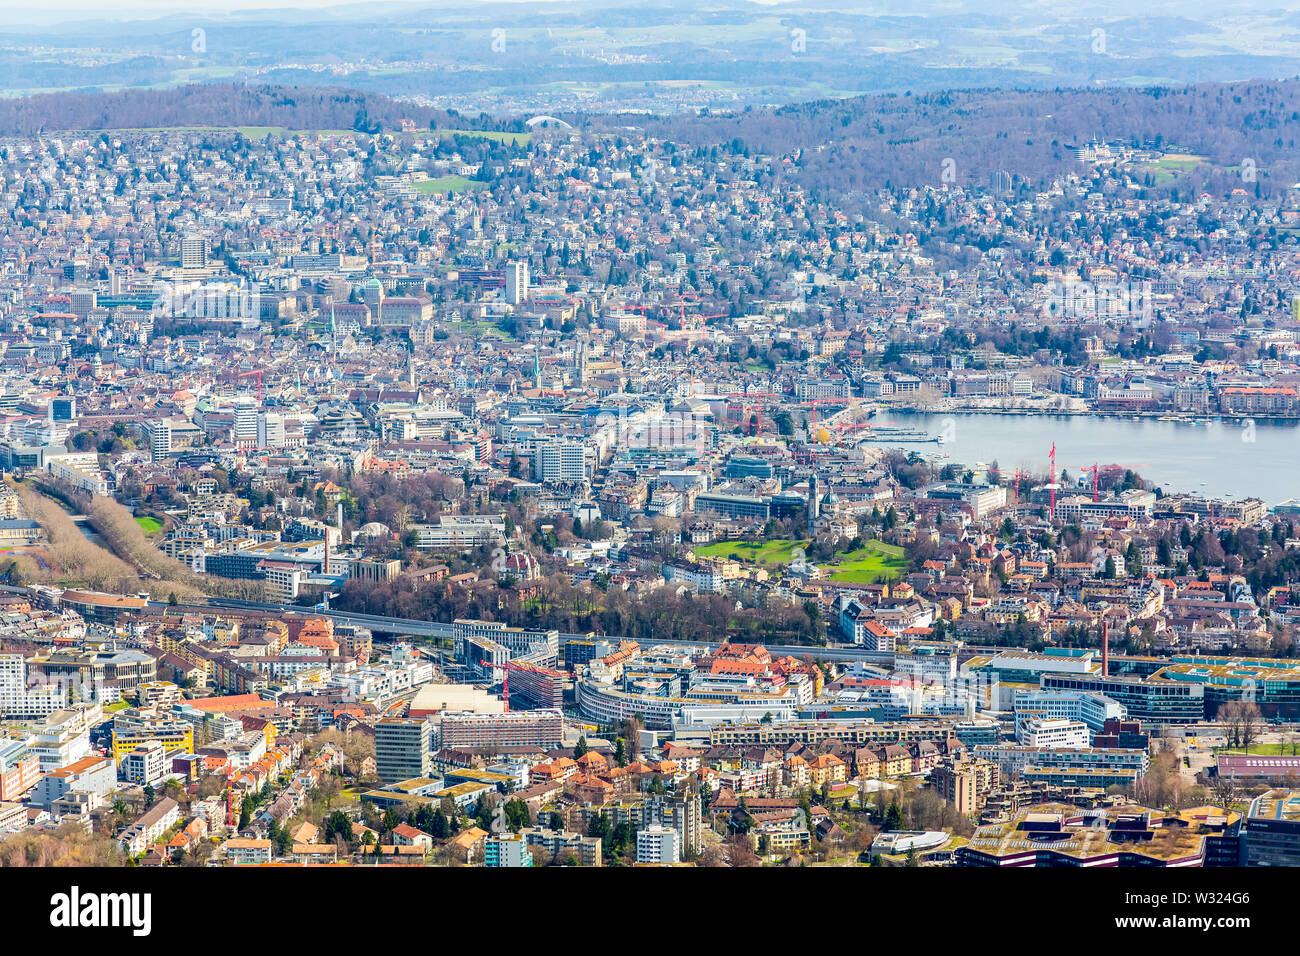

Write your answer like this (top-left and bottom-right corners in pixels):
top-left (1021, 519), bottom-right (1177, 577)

top-left (480, 659), bottom-right (564, 713)
top-left (723, 391), bottom-right (778, 436)
top-left (796, 397), bottom-right (854, 430)
top-left (1073, 462), bottom-right (1153, 502)
top-left (667, 293), bottom-right (727, 331)
top-left (237, 369), bottom-right (263, 404)
top-left (1048, 442), bottom-right (1057, 521)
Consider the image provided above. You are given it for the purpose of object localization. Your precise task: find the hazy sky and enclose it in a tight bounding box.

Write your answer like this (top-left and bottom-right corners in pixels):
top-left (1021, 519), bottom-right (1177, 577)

top-left (0, 0), bottom-right (488, 24)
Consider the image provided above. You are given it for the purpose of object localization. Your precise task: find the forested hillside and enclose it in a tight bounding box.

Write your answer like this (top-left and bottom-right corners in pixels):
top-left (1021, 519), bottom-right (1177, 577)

top-left (621, 80), bottom-right (1300, 197)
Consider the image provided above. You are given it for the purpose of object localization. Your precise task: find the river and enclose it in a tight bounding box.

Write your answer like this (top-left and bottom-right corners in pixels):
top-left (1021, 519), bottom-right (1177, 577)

top-left (868, 411), bottom-right (1300, 506)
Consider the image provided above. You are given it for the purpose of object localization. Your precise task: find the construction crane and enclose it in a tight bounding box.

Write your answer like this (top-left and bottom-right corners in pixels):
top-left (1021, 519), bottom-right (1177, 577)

top-left (1073, 462), bottom-right (1153, 502)
top-left (723, 390), bottom-right (778, 436)
top-left (625, 304), bottom-right (666, 343)
top-left (480, 658), bottom-right (564, 713)
top-left (237, 368), bottom-right (263, 404)
top-left (1048, 442), bottom-right (1057, 521)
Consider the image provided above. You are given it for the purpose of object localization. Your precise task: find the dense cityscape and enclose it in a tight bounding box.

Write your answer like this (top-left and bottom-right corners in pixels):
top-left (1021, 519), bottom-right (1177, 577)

top-left (0, 9), bottom-right (1295, 921)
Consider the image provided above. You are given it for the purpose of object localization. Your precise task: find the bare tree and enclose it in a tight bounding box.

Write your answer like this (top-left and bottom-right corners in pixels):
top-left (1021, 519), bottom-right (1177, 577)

top-left (1239, 701), bottom-right (1262, 754)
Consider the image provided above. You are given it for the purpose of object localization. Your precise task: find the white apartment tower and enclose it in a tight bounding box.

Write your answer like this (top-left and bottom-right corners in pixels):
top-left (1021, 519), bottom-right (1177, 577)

top-left (180, 235), bottom-right (207, 269)
top-left (146, 419), bottom-right (172, 461)
top-left (505, 260), bottom-right (529, 305)
top-left (232, 397), bottom-right (258, 449)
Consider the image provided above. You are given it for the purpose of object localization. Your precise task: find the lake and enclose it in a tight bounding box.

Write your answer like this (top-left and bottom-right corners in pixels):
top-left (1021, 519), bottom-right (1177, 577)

top-left (872, 411), bottom-right (1300, 506)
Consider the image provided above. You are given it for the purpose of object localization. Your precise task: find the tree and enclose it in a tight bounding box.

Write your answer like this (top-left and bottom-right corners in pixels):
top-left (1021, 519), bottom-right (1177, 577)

top-left (885, 800), bottom-right (904, 831)
top-left (503, 798), bottom-right (531, 833)
top-left (726, 832), bottom-right (761, 867)
top-left (1240, 701), bottom-right (1262, 753)
top-left (431, 807), bottom-right (450, 839)
top-left (324, 809), bottom-right (354, 845)
top-left (573, 736), bottom-right (589, 759)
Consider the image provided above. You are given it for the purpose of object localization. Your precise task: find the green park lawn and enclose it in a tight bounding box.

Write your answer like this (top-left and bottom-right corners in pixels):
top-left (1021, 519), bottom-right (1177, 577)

top-left (695, 538), bottom-right (810, 564)
top-left (134, 516), bottom-right (163, 534)
top-left (694, 537), bottom-right (908, 583)
top-left (822, 540), bottom-right (908, 583)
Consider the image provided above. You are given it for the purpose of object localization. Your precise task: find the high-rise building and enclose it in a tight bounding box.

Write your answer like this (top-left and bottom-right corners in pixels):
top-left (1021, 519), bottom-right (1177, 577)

top-left (807, 472), bottom-right (820, 533)
top-left (232, 397), bottom-right (258, 449)
top-left (375, 717), bottom-right (431, 785)
top-left (484, 833), bottom-right (533, 867)
top-left (505, 260), bottom-right (529, 305)
top-left (257, 412), bottom-right (285, 449)
top-left (534, 440), bottom-right (585, 482)
top-left (69, 289), bottom-right (97, 318)
top-left (180, 236), bottom-right (207, 269)
top-left (637, 825), bottom-right (681, 864)
top-left (146, 419), bottom-right (171, 461)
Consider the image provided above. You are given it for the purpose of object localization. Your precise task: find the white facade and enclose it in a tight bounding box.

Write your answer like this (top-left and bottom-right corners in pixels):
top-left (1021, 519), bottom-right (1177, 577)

top-left (534, 440), bottom-right (585, 482)
top-left (505, 260), bottom-right (529, 305)
top-left (1017, 716), bottom-right (1091, 749)
top-left (637, 825), bottom-right (681, 864)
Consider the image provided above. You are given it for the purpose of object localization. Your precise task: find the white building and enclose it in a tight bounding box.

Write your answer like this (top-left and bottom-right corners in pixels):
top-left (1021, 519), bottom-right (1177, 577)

top-left (180, 235), bottom-right (207, 269)
top-left (637, 825), bottom-right (681, 864)
top-left (119, 741), bottom-right (167, 786)
top-left (257, 413), bottom-right (285, 449)
top-left (45, 454), bottom-right (109, 496)
top-left (1017, 716), bottom-right (1091, 749)
top-left (0, 653), bottom-right (63, 719)
top-left (146, 419), bottom-right (172, 461)
top-left (534, 440), bottom-right (586, 482)
top-left (232, 397), bottom-right (258, 449)
top-left (505, 260), bottom-right (529, 305)
top-left (412, 515), bottom-right (507, 551)
top-left (1012, 689), bottom-right (1126, 733)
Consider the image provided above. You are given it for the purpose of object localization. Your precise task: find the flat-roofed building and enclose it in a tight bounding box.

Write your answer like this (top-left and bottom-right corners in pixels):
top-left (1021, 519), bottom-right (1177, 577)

top-left (437, 709), bottom-right (562, 750)
top-left (375, 717), bottom-right (431, 785)
top-left (1244, 790), bottom-right (1300, 866)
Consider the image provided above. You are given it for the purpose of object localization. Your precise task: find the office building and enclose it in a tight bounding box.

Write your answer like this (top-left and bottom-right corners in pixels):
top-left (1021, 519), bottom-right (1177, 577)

top-left (146, 419), bottom-right (171, 461)
top-left (534, 440), bottom-right (586, 482)
top-left (232, 397), bottom-right (258, 449)
top-left (0, 735), bottom-right (40, 801)
top-left (119, 741), bottom-right (167, 786)
top-left (1244, 790), bottom-right (1300, 866)
top-left (375, 717), bottom-right (431, 785)
top-left (257, 412), bottom-right (285, 449)
top-left (1017, 717), bottom-right (1090, 748)
top-left (438, 709), bottom-right (563, 750)
top-left (1040, 673), bottom-right (1205, 724)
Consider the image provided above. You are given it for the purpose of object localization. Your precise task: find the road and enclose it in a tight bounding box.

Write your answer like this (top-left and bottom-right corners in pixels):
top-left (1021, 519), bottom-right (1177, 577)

top-left (0, 583), bottom-right (1040, 665)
